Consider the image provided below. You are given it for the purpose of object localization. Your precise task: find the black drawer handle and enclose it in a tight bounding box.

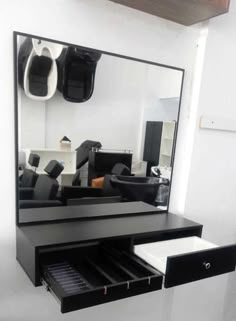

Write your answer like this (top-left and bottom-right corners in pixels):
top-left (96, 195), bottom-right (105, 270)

top-left (203, 262), bottom-right (211, 270)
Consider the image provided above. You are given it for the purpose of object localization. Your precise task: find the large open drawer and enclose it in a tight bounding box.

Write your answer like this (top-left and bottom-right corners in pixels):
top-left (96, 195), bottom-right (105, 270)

top-left (135, 236), bottom-right (236, 288)
top-left (40, 243), bottom-right (163, 313)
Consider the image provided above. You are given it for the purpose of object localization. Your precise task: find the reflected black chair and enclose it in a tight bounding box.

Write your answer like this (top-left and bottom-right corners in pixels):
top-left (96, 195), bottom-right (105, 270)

top-left (111, 163), bottom-right (131, 176)
top-left (72, 140), bottom-right (102, 186)
top-left (19, 160), bottom-right (64, 209)
top-left (19, 153), bottom-right (40, 188)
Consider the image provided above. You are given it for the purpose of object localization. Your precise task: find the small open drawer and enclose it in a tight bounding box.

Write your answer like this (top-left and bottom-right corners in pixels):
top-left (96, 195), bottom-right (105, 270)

top-left (40, 243), bottom-right (163, 313)
top-left (134, 237), bottom-right (236, 288)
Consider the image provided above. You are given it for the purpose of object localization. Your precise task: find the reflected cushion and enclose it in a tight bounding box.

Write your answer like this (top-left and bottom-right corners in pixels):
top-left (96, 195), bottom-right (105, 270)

top-left (92, 177), bottom-right (104, 188)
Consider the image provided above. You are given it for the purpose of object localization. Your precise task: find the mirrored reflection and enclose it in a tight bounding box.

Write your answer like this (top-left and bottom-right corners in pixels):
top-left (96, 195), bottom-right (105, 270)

top-left (17, 34), bottom-right (183, 220)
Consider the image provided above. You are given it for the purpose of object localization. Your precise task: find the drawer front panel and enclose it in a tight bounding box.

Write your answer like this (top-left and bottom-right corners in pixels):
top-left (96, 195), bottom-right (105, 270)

top-left (165, 244), bottom-right (236, 288)
top-left (61, 276), bottom-right (162, 313)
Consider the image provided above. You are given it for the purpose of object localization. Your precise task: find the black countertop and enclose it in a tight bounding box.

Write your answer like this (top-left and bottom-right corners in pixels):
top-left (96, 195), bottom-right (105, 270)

top-left (18, 203), bottom-right (202, 248)
top-left (19, 201), bottom-right (163, 224)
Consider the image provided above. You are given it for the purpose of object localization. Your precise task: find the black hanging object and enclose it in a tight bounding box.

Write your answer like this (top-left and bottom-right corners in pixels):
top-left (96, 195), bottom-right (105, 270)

top-left (18, 37), bottom-right (53, 97)
top-left (18, 38), bottom-right (33, 89)
top-left (57, 47), bottom-right (102, 102)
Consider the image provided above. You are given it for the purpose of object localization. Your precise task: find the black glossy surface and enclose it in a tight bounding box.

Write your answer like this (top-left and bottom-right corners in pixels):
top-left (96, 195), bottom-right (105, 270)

top-left (19, 202), bottom-right (162, 224)
top-left (143, 121), bottom-right (163, 163)
top-left (19, 211), bottom-right (202, 247)
top-left (165, 244), bottom-right (236, 288)
top-left (57, 47), bottom-right (101, 103)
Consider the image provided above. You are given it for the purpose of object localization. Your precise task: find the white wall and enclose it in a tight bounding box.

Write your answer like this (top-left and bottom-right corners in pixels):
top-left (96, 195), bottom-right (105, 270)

top-left (45, 55), bottom-right (181, 161)
top-left (0, 0), bottom-right (218, 320)
top-left (181, 4), bottom-right (236, 321)
top-left (20, 91), bottom-right (46, 149)
top-left (17, 36), bottom-right (47, 150)
top-left (45, 54), bottom-right (147, 158)
top-left (146, 66), bottom-right (182, 100)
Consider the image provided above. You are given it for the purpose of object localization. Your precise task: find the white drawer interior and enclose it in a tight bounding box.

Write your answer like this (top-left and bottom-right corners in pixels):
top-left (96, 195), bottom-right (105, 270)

top-left (134, 237), bottom-right (218, 274)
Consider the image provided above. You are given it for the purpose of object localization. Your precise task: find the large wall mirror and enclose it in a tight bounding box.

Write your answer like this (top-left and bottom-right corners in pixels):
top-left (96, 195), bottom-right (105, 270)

top-left (14, 31), bottom-right (184, 225)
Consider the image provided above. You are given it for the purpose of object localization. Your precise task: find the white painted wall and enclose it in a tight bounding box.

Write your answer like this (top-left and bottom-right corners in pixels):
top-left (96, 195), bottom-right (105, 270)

top-left (2, 0), bottom-right (230, 321)
top-left (180, 4), bottom-right (236, 321)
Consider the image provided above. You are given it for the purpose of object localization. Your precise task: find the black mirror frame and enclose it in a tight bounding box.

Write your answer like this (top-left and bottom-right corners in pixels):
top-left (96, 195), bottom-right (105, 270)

top-left (13, 30), bottom-right (185, 226)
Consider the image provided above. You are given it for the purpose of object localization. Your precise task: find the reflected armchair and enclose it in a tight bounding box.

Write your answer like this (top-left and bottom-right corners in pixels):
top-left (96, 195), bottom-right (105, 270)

top-left (19, 160), bottom-right (64, 209)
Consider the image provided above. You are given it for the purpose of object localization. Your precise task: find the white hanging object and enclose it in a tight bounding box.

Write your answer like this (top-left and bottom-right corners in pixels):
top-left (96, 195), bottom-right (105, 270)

top-left (23, 39), bottom-right (63, 101)
top-left (32, 39), bottom-right (63, 59)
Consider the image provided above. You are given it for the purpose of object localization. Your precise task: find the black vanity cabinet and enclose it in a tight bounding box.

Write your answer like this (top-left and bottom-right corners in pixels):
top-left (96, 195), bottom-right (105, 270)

top-left (16, 202), bottom-right (236, 313)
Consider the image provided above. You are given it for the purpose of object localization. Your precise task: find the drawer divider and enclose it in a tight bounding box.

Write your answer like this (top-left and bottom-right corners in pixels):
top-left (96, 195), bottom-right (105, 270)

top-left (85, 258), bottom-right (116, 284)
top-left (103, 252), bottom-right (138, 280)
top-left (103, 245), bottom-right (158, 276)
top-left (122, 251), bottom-right (160, 275)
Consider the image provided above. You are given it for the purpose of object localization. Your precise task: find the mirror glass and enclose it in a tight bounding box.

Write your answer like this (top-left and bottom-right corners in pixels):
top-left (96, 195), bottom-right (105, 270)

top-left (15, 33), bottom-right (183, 223)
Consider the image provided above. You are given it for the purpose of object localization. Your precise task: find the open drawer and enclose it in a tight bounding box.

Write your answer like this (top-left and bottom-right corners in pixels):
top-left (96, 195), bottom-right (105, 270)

top-left (40, 243), bottom-right (163, 313)
top-left (134, 236), bottom-right (236, 288)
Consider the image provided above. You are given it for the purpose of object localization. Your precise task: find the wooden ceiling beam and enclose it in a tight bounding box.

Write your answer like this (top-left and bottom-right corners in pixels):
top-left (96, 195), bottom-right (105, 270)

top-left (108, 0), bottom-right (230, 25)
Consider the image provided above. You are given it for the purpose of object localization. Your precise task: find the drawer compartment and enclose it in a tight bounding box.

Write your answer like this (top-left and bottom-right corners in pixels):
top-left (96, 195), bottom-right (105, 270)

top-left (134, 237), bottom-right (236, 288)
top-left (40, 243), bottom-right (163, 313)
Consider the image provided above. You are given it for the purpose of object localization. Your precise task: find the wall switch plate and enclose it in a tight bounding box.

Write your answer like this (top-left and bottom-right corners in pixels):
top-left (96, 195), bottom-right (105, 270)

top-left (200, 115), bottom-right (236, 133)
